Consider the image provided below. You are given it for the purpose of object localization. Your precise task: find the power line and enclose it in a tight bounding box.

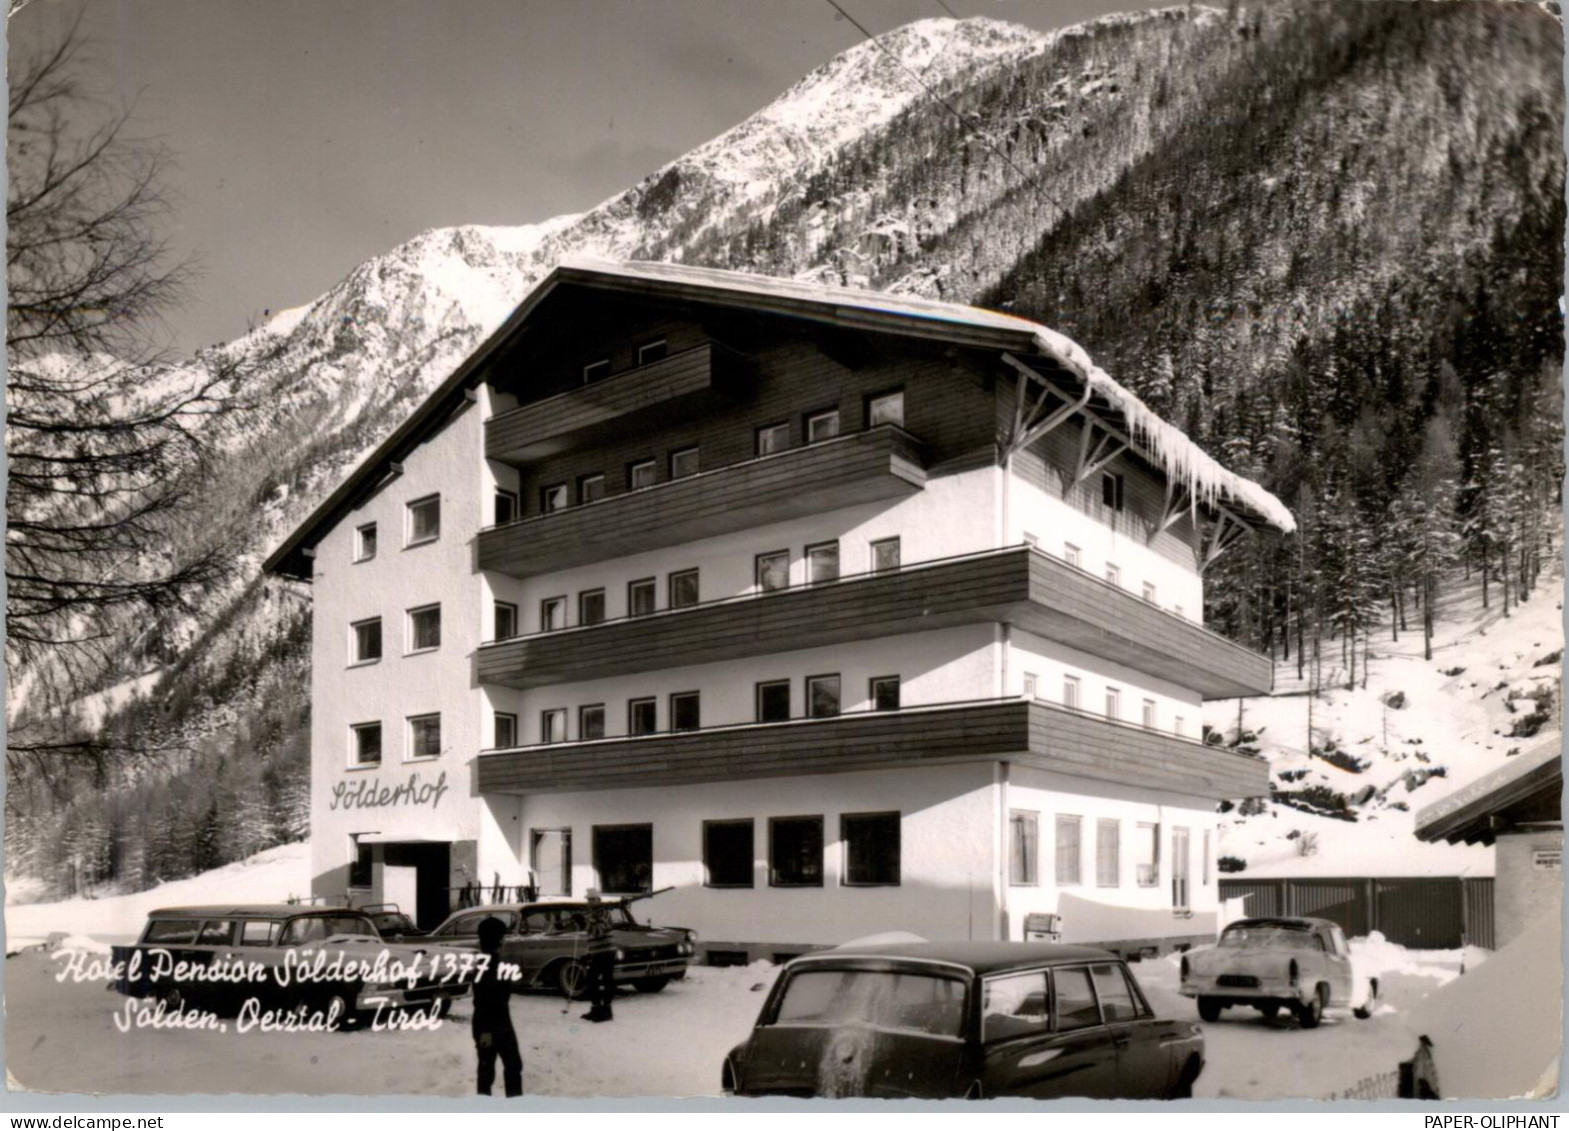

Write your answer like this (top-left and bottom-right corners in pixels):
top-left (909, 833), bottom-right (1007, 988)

top-left (933, 0), bottom-right (961, 18)
top-left (822, 0), bottom-right (1072, 225)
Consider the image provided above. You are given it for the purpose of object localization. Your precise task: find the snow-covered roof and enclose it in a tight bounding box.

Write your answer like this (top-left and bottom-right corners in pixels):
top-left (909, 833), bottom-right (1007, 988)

top-left (264, 257), bottom-right (1295, 577)
top-left (1414, 734), bottom-right (1563, 846)
top-left (558, 257), bottom-right (1297, 534)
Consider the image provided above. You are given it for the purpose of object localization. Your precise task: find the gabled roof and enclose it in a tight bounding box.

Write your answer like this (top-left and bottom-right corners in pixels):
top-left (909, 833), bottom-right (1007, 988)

top-left (263, 258), bottom-right (1295, 578)
top-left (1414, 736), bottom-right (1563, 846)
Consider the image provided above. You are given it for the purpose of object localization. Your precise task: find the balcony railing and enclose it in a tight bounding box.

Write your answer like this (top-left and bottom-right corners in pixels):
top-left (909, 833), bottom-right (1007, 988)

top-left (475, 544), bottom-right (1273, 699)
top-left (485, 342), bottom-right (742, 464)
top-left (474, 696), bottom-right (1268, 801)
top-left (476, 425), bottom-right (927, 578)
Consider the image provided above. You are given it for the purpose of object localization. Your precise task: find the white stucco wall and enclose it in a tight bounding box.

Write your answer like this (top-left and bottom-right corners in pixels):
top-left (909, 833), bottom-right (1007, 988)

top-left (308, 389), bottom-right (497, 895)
top-left (484, 466), bottom-right (999, 636)
top-left (1008, 629), bottom-right (1204, 738)
top-left (493, 623), bottom-right (1000, 744)
top-left (1002, 765), bottom-right (1220, 944)
top-left (500, 762), bottom-right (1003, 950)
top-left (1006, 472), bottom-right (1204, 620)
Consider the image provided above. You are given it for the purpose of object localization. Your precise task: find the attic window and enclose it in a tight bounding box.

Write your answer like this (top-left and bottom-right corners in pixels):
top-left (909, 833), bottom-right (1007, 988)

top-left (583, 359), bottom-right (611, 384)
top-left (637, 339), bottom-right (668, 365)
top-left (1102, 472), bottom-right (1125, 512)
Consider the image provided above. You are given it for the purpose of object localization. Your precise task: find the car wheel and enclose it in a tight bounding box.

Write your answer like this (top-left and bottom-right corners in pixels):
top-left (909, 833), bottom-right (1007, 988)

top-left (1171, 1055), bottom-right (1202, 1099)
top-left (1197, 997), bottom-right (1223, 1022)
top-left (323, 990), bottom-right (358, 1030)
top-left (434, 993), bottom-right (455, 1019)
top-left (1296, 985), bottom-right (1326, 1029)
top-left (1257, 1002), bottom-right (1282, 1021)
top-left (157, 984), bottom-right (185, 1013)
top-left (556, 959), bottom-right (589, 1000)
top-left (1353, 977), bottom-right (1379, 1021)
top-left (632, 977), bottom-right (670, 994)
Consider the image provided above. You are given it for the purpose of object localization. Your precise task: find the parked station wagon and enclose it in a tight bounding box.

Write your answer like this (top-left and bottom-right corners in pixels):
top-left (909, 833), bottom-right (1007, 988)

top-left (722, 941), bottom-right (1204, 1099)
top-left (428, 899), bottom-right (695, 996)
top-left (1179, 916), bottom-right (1379, 1027)
top-left (111, 904), bottom-right (468, 1024)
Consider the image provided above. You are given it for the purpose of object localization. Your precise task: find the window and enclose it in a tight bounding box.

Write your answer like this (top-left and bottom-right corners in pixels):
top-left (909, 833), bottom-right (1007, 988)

top-left (1105, 563), bottom-right (1121, 587)
top-left (628, 578), bottom-right (657, 617)
top-left (349, 841), bottom-right (374, 888)
top-left (494, 491), bottom-right (518, 526)
top-left (629, 459), bottom-right (657, 490)
top-left (756, 422), bottom-right (790, 456)
top-left (1022, 672), bottom-right (1038, 699)
top-left (806, 674), bottom-right (841, 719)
top-left (670, 691), bottom-right (701, 732)
top-left (408, 714), bottom-right (441, 759)
top-left (540, 596), bottom-right (567, 631)
top-left (628, 698), bottom-right (657, 736)
top-left (1090, 963), bottom-right (1143, 1023)
top-left (1009, 810), bottom-right (1039, 885)
top-left (1055, 815), bottom-right (1082, 886)
top-left (1174, 604), bottom-right (1185, 619)
top-left (1105, 687), bottom-right (1121, 720)
top-left (593, 824), bottom-right (653, 894)
top-left (1062, 675), bottom-right (1080, 710)
top-left (704, 820), bottom-right (755, 888)
top-left (355, 523), bottom-right (377, 562)
top-left (494, 713), bottom-right (518, 749)
top-left (670, 447), bottom-right (700, 479)
top-left (756, 550), bottom-right (790, 593)
top-left (756, 680), bottom-right (791, 723)
top-left (1102, 471), bottom-right (1125, 511)
top-left (541, 708), bottom-right (568, 744)
top-left (494, 601), bottom-right (518, 641)
top-left (1142, 699), bottom-right (1157, 730)
top-left (769, 816), bottom-right (824, 887)
top-left (668, 568), bottom-right (700, 609)
top-left (241, 920), bottom-right (281, 946)
top-left (1097, 819), bottom-right (1120, 887)
top-left (1142, 581), bottom-right (1157, 603)
top-left (1174, 714), bottom-right (1186, 737)
top-left (637, 339), bottom-right (668, 365)
top-left (983, 972), bottom-right (1050, 1043)
top-left (842, 812), bottom-right (900, 886)
top-left (408, 604), bottom-right (441, 652)
top-left (806, 541), bottom-right (839, 584)
top-left (805, 408), bottom-right (841, 443)
top-left (578, 589), bottom-right (606, 626)
top-left (870, 537), bottom-right (901, 573)
top-left (407, 495), bottom-right (440, 545)
top-left (583, 358), bottom-right (611, 383)
top-left (869, 675), bottom-right (900, 712)
top-left (1172, 827), bottom-right (1191, 910)
top-left (1053, 966), bottom-right (1102, 1030)
top-left (1136, 822), bottom-right (1160, 887)
top-left (351, 722), bottom-right (382, 767)
top-left (1063, 542), bottom-right (1081, 568)
top-left (579, 704), bottom-right (606, 741)
top-left (352, 617), bottom-right (383, 664)
top-left (866, 389), bottom-right (904, 428)
top-left (531, 829), bottom-right (571, 897)
top-left (541, 483), bottom-right (569, 513)
top-left (1202, 829), bottom-right (1211, 885)
top-left (578, 474), bottom-right (606, 504)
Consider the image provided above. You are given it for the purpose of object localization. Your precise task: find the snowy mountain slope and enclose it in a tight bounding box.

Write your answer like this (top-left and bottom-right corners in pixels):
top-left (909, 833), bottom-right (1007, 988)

top-left (1211, 546), bottom-right (1563, 879)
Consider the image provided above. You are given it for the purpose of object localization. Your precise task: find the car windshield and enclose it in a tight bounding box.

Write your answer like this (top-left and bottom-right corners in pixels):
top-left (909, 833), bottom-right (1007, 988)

top-left (1218, 926), bottom-right (1324, 951)
top-left (769, 969), bottom-right (967, 1038)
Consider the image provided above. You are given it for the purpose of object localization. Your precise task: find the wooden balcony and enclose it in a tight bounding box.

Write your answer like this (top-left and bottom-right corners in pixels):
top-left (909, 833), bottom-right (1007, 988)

top-left (485, 342), bottom-right (742, 464)
top-left (474, 698), bottom-right (1269, 800)
top-left (476, 426), bottom-right (927, 578)
top-left (475, 545), bottom-right (1273, 699)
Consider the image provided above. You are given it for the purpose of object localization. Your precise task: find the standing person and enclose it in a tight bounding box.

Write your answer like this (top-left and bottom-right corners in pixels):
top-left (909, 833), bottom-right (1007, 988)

top-left (581, 889), bottom-right (617, 1023)
top-left (472, 916), bottom-right (523, 1096)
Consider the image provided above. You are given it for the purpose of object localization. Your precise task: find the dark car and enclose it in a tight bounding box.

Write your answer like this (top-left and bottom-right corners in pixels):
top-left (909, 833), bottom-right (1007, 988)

top-left (428, 899), bottom-right (695, 996)
top-left (111, 904), bottom-right (468, 1025)
top-left (722, 941), bottom-right (1204, 1100)
top-left (358, 904), bottom-right (427, 941)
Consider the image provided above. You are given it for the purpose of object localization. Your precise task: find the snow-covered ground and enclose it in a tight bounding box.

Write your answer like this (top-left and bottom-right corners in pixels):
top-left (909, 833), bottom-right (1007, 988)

top-left (1212, 552), bottom-right (1563, 879)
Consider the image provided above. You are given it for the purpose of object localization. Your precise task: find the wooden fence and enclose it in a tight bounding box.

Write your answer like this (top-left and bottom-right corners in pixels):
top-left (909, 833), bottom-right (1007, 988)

top-left (1219, 876), bottom-right (1495, 949)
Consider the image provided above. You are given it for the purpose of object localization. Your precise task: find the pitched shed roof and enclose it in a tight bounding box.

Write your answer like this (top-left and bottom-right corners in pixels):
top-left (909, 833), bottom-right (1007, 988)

top-left (1414, 736), bottom-right (1563, 846)
top-left (263, 258), bottom-right (1294, 578)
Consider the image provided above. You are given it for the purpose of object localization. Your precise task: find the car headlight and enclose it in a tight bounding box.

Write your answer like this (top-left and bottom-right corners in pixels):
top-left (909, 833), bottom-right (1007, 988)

top-left (615, 949), bottom-right (626, 961)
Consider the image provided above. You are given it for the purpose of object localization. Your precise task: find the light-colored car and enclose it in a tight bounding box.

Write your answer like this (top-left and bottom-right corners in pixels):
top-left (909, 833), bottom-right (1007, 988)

top-left (1178, 916), bottom-right (1379, 1028)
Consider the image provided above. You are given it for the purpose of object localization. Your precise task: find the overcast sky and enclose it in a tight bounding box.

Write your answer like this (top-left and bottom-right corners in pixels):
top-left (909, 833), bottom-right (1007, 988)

top-left (10, 0), bottom-right (1162, 356)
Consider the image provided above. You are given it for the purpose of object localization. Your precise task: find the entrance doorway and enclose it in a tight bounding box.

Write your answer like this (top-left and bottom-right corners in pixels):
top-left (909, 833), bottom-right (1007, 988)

top-left (382, 842), bottom-right (452, 929)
